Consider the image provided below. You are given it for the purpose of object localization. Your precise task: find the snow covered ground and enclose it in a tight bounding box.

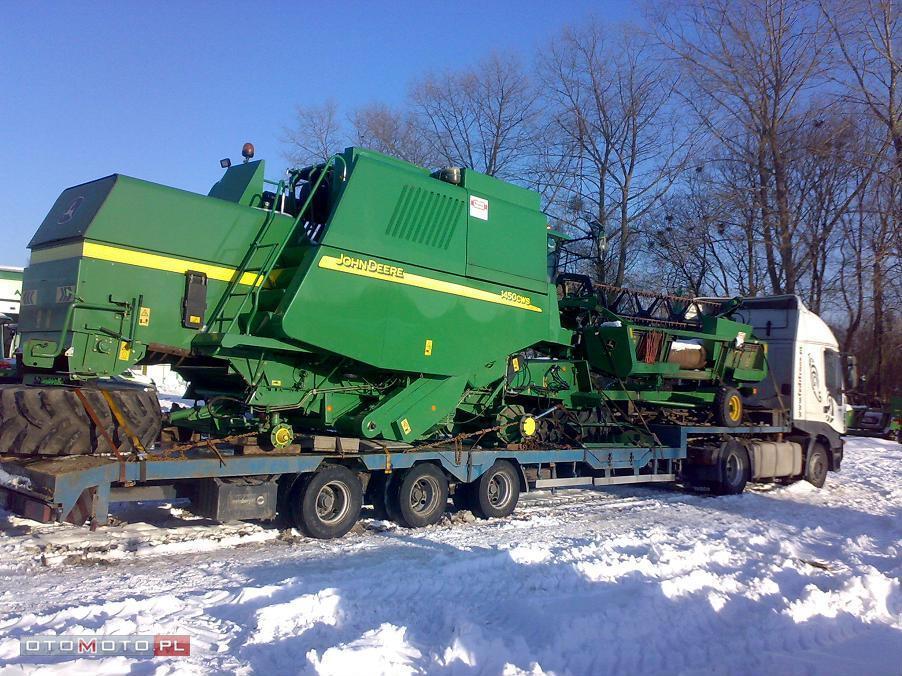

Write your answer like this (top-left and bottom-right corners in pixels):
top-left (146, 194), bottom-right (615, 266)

top-left (0, 437), bottom-right (899, 675)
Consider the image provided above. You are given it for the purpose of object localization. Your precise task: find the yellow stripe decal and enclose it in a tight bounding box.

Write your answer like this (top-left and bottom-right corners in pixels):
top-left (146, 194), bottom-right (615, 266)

top-left (318, 254), bottom-right (542, 313)
top-left (30, 242), bottom-right (263, 287)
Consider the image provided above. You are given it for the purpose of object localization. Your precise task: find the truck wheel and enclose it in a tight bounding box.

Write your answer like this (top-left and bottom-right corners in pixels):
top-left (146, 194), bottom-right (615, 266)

top-left (364, 472), bottom-right (391, 521)
top-left (804, 444), bottom-right (828, 488)
top-left (713, 441), bottom-right (749, 495)
top-left (291, 465), bottom-right (362, 539)
top-left (276, 474), bottom-right (302, 527)
top-left (396, 464), bottom-right (448, 528)
top-left (472, 460), bottom-right (520, 519)
top-left (714, 387), bottom-right (743, 427)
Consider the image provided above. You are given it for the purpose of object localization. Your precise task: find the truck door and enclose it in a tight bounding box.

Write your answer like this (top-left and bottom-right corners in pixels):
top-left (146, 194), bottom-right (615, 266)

top-left (798, 343), bottom-right (844, 434)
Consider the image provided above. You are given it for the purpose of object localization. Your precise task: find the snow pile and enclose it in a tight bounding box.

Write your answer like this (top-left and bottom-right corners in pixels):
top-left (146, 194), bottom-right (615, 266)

top-left (0, 466), bottom-right (31, 491)
top-left (0, 437), bottom-right (900, 674)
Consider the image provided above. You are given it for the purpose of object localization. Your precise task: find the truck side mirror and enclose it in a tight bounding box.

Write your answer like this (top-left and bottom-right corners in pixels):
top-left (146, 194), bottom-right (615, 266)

top-left (844, 354), bottom-right (859, 389)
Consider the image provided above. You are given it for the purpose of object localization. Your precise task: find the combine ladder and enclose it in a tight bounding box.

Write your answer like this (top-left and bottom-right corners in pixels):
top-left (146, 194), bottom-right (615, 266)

top-left (206, 154), bottom-right (346, 334)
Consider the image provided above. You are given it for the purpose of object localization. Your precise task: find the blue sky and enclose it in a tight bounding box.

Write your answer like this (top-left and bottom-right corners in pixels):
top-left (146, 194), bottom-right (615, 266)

top-left (0, 1), bottom-right (634, 267)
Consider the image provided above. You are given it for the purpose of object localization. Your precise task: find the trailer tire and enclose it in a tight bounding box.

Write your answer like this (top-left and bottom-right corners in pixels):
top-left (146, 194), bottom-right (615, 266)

top-left (291, 465), bottom-right (362, 539)
top-left (804, 443), bottom-right (828, 488)
top-left (472, 460), bottom-right (520, 519)
top-left (714, 387), bottom-right (743, 427)
top-left (396, 463), bottom-right (448, 528)
top-left (713, 441), bottom-right (749, 495)
top-left (364, 472), bottom-right (391, 521)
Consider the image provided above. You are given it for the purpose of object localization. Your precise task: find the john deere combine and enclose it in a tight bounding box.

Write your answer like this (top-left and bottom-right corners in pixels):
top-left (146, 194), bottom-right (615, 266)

top-left (1, 146), bottom-right (766, 456)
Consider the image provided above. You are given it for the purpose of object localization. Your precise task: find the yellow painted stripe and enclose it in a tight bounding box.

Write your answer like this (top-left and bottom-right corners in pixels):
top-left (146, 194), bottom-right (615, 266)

top-left (30, 241), bottom-right (263, 287)
top-left (318, 254), bottom-right (542, 312)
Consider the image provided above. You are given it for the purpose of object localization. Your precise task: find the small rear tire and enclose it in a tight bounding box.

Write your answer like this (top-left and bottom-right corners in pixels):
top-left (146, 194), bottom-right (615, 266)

top-left (396, 463), bottom-right (448, 528)
top-left (472, 460), bottom-right (520, 519)
top-left (804, 443), bottom-right (829, 488)
top-left (291, 465), bottom-right (362, 539)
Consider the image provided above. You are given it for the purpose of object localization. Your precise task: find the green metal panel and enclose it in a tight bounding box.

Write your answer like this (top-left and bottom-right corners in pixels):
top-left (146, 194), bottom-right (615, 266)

top-left (19, 169), bottom-right (294, 375)
top-left (270, 244), bottom-right (557, 376)
top-left (208, 160), bottom-right (266, 206)
top-left (463, 169), bottom-right (548, 292)
top-left (321, 150), bottom-right (469, 276)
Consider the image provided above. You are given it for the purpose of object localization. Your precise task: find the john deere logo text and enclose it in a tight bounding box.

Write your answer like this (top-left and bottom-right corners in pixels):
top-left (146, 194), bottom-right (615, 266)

top-left (338, 254), bottom-right (404, 279)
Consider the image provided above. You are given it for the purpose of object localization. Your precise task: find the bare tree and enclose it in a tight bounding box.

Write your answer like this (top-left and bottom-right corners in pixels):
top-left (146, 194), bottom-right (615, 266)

top-left (819, 0), bottom-right (901, 397)
top-left (540, 20), bottom-right (691, 286)
top-left (655, 0), bottom-right (833, 295)
top-left (352, 104), bottom-right (434, 167)
top-left (819, 0), bottom-right (901, 183)
top-left (283, 100), bottom-right (346, 166)
top-left (411, 53), bottom-right (539, 177)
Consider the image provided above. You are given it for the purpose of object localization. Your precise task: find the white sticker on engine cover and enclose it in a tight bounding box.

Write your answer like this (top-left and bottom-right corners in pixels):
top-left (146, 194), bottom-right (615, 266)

top-left (469, 195), bottom-right (489, 221)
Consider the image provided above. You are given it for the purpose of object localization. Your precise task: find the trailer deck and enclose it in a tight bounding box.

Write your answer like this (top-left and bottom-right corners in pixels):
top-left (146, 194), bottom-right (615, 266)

top-left (0, 423), bottom-right (789, 529)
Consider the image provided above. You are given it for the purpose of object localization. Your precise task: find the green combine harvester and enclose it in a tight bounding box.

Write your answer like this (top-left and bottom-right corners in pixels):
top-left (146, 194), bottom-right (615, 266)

top-left (1, 145), bottom-right (767, 456)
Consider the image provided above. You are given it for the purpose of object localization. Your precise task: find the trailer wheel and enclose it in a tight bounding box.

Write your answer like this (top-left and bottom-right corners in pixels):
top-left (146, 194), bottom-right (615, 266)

top-left (291, 465), bottom-right (362, 539)
top-left (713, 441), bottom-right (749, 495)
top-left (472, 460), bottom-right (520, 519)
top-left (804, 443), bottom-right (828, 488)
top-left (364, 472), bottom-right (391, 521)
top-left (714, 387), bottom-right (743, 427)
top-left (396, 464), bottom-right (449, 528)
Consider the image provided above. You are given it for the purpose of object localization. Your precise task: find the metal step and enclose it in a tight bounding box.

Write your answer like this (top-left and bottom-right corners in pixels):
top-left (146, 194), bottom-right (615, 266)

top-left (533, 473), bottom-right (676, 488)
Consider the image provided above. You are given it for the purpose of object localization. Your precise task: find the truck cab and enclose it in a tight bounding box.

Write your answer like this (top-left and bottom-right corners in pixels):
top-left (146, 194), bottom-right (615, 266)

top-left (734, 295), bottom-right (845, 469)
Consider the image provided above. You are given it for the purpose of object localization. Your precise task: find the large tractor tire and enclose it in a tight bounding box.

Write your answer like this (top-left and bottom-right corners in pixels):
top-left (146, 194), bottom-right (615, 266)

top-left (104, 387), bottom-right (162, 454)
top-left (0, 385), bottom-right (161, 457)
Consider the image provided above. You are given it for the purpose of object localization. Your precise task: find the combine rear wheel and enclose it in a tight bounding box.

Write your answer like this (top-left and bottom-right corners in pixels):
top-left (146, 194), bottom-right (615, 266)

top-left (0, 384), bottom-right (161, 456)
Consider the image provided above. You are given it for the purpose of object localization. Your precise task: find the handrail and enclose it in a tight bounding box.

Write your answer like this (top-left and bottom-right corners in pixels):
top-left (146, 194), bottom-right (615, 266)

top-left (207, 152), bottom-right (346, 336)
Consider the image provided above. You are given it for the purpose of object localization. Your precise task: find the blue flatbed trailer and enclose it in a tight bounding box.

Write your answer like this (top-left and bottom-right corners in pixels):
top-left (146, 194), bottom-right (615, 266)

top-left (0, 423), bottom-right (795, 533)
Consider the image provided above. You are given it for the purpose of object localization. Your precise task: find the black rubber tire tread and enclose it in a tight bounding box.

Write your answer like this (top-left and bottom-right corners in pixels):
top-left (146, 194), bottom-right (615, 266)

top-left (712, 440), bottom-right (750, 495)
top-left (383, 472), bottom-right (406, 526)
top-left (0, 385), bottom-right (161, 457)
top-left (364, 472), bottom-right (391, 521)
top-left (714, 386), bottom-right (743, 428)
top-left (396, 463), bottom-right (449, 528)
top-left (276, 473), bottom-right (303, 527)
top-left (104, 387), bottom-right (162, 454)
top-left (472, 460), bottom-right (520, 519)
top-left (804, 443), bottom-right (829, 488)
top-left (291, 465), bottom-right (362, 539)
top-left (0, 385), bottom-right (115, 456)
